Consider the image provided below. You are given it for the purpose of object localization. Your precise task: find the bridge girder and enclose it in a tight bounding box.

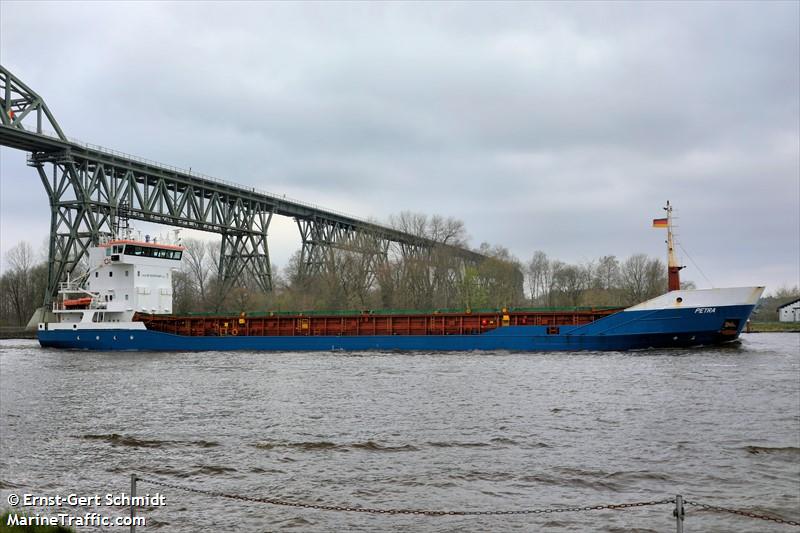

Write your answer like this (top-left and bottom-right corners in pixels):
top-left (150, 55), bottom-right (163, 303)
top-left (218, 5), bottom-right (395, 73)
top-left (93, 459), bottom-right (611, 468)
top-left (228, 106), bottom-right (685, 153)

top-left (296, 218), bottom-right (392, 279)
top-left (0, 64), bottom-right (488, 307)
top-left (30, 149), bottom-right (274, 300)
top-left (1, 65), bottom-right (66, 141)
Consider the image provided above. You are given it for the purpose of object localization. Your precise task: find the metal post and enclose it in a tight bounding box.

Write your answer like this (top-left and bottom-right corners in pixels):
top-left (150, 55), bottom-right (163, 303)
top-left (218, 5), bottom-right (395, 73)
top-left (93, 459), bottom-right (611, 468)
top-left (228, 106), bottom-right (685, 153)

top-left (674, 494), bottom-right (684, 533)
top-left (130, 474), bottom-right (137, 533)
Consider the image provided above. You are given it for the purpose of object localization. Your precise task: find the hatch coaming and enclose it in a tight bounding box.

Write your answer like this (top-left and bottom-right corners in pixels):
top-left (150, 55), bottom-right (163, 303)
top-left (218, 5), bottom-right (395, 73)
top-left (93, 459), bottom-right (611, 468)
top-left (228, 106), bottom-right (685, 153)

top-left (135, 308), bottom-right (623, 338)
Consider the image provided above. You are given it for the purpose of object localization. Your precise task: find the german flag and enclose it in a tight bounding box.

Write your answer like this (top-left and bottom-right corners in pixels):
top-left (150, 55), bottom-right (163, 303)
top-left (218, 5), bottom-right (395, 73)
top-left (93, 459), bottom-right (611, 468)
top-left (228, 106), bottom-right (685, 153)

top-left (652, 218), bottom-right (668, 228)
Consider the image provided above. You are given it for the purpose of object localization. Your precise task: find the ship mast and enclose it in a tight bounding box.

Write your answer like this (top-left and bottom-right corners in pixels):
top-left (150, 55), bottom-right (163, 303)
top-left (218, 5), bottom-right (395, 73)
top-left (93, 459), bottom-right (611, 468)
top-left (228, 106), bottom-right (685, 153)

top-left (664, 201), bottom-right (684, 291)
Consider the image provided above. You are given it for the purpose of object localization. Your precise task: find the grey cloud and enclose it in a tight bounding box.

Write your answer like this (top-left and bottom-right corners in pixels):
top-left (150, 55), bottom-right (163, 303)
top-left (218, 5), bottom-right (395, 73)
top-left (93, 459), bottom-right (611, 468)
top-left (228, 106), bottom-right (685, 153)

top-left (0, 1), bottom-right (797, 289)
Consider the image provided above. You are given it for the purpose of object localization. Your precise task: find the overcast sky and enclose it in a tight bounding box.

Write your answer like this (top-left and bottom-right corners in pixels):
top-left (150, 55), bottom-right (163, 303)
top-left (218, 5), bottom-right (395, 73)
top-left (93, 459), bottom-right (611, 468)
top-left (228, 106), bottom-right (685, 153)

top-left (1, 1), bottom-right (798, 292)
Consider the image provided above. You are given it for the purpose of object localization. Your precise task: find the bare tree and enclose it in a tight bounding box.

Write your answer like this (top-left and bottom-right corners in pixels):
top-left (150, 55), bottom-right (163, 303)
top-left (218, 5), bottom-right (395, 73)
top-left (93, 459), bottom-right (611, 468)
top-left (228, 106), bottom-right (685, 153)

top-left (1, 242), bottom-right (47, 326)
top-left (526, 251), bottom-right (549, 302)
top-left (545, 260), bottom-right (566, 306)
top-left (644, 257), bottom-right (667, 298)
top-left (552, 264), bottom-right (588, 306)
top-left (4, 243), bottom-right (33, 325)
top-left (428, 215), bottom-right (468, 246)
top-left (387, 212), bottom-right (473, 309)
top-left (182, 238), bottom-right (212, 305)
top-left (771, 285), bottom-right (800, 299)
top-left (620, 254), bottom-right (649, 304)
top-left (619, 254), bottom-right (665, 304)
top-left (475, 243), bottom-right (525, 307)
top-left (595, 255), bottom-right (620, 291)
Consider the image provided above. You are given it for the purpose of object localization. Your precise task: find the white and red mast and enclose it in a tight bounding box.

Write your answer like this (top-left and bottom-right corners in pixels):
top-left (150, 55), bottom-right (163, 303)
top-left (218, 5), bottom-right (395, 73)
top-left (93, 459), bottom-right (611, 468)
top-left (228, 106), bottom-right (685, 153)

top-left (653, 201), bottom-right (684, 291)
top-left (664, 201), bottom-right (684, 291)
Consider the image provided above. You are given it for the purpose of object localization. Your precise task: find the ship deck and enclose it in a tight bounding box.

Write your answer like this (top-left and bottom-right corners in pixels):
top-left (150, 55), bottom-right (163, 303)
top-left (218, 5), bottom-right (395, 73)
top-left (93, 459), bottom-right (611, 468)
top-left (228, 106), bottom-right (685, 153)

top-left (135, 308), bottom-right (623, 338)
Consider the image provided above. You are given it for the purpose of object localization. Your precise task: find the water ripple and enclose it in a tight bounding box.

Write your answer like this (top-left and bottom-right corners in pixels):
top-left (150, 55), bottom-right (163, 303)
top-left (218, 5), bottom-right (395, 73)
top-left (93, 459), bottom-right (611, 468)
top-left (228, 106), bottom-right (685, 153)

top-left (1, 333), bottom-right (798, 532)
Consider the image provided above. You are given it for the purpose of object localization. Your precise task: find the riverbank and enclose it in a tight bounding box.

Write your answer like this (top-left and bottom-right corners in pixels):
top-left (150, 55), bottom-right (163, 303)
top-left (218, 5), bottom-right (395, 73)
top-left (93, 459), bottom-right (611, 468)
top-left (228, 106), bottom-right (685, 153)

top-left (0, 328), bottom-right (36, 340)
top-left (748, 321), bottom-right (800, 333)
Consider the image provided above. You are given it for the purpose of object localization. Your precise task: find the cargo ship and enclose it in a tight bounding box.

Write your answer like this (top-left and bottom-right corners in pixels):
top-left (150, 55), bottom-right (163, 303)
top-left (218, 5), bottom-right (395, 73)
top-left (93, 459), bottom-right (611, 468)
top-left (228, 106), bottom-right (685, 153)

top-left (37, 204), bottom-right (764, 351)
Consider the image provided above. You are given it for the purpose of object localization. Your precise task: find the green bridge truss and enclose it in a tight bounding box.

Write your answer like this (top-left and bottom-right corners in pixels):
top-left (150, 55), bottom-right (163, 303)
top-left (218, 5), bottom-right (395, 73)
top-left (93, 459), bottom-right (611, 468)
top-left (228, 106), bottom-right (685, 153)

top-left (0, 65), bottom-right (485, 304)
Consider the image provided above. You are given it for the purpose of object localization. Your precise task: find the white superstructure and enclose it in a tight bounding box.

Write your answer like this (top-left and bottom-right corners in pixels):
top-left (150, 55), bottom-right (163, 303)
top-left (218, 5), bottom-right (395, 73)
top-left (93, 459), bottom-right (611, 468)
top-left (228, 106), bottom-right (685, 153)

top-left (40, 236), bottom-right (183, 332)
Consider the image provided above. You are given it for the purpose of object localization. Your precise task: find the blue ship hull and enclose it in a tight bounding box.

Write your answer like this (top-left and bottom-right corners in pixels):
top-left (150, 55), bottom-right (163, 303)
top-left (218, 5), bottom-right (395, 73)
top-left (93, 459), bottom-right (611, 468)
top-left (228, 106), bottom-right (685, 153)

top-left (38, 304), bottom-right (756, 352)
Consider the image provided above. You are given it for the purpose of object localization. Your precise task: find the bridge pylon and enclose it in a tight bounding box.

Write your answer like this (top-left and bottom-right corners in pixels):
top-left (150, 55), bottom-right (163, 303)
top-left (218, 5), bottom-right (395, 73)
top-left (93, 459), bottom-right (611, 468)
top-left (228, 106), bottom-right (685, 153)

top-left (219, 210), bottom-right (274, 294)
top-left (296, 218), bottom-right (390, 283)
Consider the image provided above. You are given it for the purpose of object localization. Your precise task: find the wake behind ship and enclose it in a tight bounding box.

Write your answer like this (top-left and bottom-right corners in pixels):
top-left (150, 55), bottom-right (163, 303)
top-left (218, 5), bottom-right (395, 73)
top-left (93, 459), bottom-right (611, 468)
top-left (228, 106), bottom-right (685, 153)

top-left (37, 204), bottom-right (764, 352)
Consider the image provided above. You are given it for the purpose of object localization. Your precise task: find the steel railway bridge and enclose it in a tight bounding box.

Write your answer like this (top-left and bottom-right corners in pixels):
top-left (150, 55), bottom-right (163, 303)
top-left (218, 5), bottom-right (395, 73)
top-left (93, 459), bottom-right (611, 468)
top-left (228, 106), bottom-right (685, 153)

top-left (0, 65), bottom-right (484, 305)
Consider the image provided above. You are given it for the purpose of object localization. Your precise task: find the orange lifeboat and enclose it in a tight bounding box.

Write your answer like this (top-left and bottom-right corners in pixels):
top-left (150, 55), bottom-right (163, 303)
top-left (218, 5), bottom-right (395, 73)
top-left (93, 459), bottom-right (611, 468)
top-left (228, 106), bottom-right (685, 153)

top-left (63, 297), bottom-right (92, 309)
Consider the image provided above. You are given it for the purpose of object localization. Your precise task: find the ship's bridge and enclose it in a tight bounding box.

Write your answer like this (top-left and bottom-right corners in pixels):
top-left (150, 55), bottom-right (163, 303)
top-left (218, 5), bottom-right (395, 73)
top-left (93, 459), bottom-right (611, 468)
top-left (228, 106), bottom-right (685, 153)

top-left (99, 239), bottom-right (184, 262)
top-left (86, 238), bottom-right (184, 316)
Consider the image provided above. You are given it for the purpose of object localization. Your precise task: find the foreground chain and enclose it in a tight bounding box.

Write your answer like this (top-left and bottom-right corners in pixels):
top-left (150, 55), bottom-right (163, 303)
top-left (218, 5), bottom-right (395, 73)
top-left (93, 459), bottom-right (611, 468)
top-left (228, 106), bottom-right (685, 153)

top-left (137, 477), bottom-right (673, 516)
top-left (686, 500), bottom-right (800, 527)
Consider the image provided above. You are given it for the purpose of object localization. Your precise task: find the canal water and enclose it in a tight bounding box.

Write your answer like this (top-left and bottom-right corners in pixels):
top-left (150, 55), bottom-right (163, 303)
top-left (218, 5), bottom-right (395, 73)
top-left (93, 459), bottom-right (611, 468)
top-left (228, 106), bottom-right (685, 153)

top-left (1, 333), bottom-right (798, 532)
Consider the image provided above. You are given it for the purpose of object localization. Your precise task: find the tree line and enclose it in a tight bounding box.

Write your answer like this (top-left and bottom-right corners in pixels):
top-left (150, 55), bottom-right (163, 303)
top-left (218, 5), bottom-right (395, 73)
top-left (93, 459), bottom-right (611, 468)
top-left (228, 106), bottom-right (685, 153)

top-left (0, 242), bottom-right (48, 328)
top-left (172, 213), bottom-right (527, 314)
top-left (526, 251), bottom-right (675, 308)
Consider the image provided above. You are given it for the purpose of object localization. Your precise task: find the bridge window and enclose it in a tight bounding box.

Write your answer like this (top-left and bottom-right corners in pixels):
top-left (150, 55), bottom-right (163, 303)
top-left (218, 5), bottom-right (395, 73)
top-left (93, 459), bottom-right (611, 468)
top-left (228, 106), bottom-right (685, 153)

top-left (121, 244), bottom-right (181, 260)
